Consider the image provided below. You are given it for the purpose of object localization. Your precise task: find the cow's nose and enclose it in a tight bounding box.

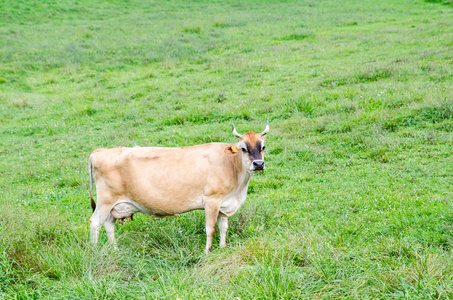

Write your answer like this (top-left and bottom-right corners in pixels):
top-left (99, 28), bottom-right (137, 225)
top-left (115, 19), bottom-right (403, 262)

top-left (252, 160), bottom-right (265, 170)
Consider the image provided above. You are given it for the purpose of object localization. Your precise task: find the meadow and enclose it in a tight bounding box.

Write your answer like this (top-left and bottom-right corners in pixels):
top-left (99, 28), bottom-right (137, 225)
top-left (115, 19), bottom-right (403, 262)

top-left (1, 0), bottom-right (453, 298)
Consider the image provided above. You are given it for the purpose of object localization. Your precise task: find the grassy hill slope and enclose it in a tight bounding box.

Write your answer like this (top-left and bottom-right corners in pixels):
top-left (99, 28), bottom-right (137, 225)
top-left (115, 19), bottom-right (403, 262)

top-left (1, 0), bottom-right (452, 298)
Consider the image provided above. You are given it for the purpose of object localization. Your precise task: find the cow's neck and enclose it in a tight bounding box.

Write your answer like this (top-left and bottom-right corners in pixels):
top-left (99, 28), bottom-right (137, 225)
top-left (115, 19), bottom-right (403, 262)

top-left (238, 169), bottom-right (253, 192)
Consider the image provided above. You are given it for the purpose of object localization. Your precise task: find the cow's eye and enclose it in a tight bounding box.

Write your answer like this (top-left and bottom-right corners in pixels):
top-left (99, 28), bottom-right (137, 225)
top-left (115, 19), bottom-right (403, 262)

top-left (262, 146), bottom-right (266, 151)
top-left (241, 147), bottom-right (247, 153)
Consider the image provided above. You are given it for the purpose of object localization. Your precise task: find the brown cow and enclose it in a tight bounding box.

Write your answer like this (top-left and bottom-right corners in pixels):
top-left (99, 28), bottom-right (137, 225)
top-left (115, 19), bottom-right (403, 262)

top-left (89, 122), bottom-right (269, 253)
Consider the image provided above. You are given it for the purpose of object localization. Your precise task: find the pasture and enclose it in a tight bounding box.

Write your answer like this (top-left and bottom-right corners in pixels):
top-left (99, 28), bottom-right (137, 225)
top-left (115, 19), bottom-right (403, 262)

top-left (1, 0), bottom-right (453, 298)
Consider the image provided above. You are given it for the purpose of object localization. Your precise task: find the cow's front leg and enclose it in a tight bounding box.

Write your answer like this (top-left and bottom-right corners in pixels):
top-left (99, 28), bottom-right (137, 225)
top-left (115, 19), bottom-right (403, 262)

top-left (204, 201), bottom-right (220, 253)
top-left (217, 215), bottom-right (228, 247)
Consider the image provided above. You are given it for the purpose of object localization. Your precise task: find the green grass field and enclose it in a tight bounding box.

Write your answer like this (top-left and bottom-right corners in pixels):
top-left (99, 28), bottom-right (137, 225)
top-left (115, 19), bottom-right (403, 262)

top-left (1, 0), bottom-right (453, 298)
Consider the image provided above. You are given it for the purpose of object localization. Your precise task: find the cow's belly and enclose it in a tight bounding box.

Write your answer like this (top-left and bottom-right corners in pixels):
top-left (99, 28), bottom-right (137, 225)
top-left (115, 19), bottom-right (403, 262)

top-left (111, 197), bottom-right (204, 218)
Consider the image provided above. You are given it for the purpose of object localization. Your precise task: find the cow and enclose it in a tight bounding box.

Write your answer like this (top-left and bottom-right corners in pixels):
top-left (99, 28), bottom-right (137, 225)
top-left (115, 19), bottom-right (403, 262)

top-left (89, 122), bottom-right (269, 253)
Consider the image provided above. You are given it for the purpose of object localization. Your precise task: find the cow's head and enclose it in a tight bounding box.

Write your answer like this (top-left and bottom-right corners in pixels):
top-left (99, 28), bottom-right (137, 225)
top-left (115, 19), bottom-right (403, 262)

top-left (228, 121), bottom-right (269, 172)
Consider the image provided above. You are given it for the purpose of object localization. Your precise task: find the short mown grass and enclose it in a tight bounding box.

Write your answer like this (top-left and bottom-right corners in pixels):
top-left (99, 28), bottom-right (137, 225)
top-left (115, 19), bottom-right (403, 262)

top-left (1, 0), bottom-right (453, 298)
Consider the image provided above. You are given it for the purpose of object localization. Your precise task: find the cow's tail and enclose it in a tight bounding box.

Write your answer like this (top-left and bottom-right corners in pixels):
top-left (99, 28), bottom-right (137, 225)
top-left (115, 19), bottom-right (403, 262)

top-left (89, 155), bottom-right (96, 212)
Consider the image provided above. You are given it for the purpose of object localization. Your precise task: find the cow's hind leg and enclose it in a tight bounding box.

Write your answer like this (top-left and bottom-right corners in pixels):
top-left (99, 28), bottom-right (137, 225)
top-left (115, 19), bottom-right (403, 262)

top-left (104, 213), bottom-right (117, 246)
top-left (90, 205), bottom-right (116, 246)
top-left (90, 208), bottom-right (102, 244)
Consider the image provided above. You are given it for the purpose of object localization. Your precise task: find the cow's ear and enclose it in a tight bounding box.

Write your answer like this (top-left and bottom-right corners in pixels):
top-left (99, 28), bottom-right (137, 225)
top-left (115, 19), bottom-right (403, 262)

top-left (224, 145), bottom-right (239, 156)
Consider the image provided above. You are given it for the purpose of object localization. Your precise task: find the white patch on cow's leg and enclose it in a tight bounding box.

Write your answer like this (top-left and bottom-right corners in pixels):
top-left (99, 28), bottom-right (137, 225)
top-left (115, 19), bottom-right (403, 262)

top-left (90, 204), bottom-right (115, 246)
top-left (204, 201), bottom-right (220, 253)
top-left (104, 214), bottom-right (117, 247)
top-left (89, 209), bottom-right (101, 244)
top-left (217, 216), bottom-right (228, 247)
top-left (205, 228), bottom-right (215, 254)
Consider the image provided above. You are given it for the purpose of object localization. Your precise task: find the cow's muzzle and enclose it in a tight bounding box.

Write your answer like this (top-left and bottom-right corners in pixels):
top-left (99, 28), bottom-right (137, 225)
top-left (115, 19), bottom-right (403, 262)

top-left (251, 160), bottom-right (265, 171)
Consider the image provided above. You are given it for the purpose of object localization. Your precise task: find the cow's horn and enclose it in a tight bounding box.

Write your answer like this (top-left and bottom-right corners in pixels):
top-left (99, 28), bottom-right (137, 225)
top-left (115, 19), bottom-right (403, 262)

top-left (260, 121), bottom-right (270, 136)
top-left (232, 124), bottom-right (242, 139)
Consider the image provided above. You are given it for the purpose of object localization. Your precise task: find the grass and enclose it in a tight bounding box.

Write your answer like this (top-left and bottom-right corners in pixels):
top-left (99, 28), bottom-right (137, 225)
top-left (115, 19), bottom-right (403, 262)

top-left (1, 0), bottom-right (453, 298)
